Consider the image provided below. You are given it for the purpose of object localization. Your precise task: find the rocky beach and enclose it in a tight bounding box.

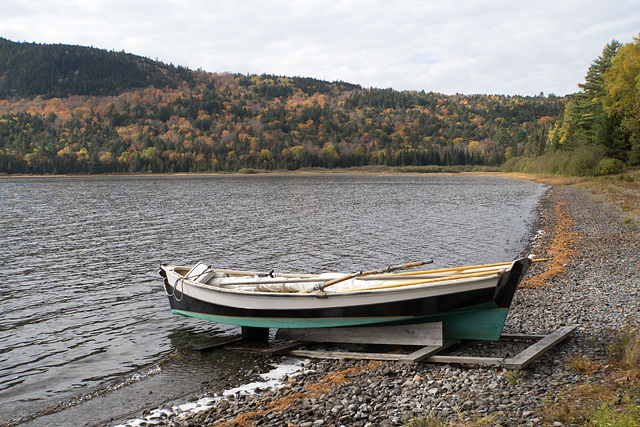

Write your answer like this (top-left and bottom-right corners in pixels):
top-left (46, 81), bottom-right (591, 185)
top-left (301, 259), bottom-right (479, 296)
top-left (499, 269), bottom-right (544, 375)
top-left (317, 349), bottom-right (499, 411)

top-left (95, 181), bottom-right (640, 427)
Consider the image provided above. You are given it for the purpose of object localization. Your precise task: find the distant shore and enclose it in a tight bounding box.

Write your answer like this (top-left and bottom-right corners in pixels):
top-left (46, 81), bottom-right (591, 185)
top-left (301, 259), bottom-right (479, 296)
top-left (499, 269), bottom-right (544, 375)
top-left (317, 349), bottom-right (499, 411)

top-left (0, 165), bottom-right (494, 178)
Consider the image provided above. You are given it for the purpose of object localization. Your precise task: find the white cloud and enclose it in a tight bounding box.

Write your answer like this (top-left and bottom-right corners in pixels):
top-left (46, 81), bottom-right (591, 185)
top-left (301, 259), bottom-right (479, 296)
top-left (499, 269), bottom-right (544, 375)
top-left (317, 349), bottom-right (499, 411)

top-left (1, 0), bottom-right (639, 95)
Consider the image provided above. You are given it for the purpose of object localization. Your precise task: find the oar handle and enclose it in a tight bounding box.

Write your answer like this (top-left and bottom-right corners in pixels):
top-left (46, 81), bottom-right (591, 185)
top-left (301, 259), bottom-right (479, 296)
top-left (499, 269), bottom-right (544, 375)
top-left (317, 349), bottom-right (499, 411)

top-left (384, 260), bottom-right (433, 272)
top-left (323, 272), bottom-right (362, 288)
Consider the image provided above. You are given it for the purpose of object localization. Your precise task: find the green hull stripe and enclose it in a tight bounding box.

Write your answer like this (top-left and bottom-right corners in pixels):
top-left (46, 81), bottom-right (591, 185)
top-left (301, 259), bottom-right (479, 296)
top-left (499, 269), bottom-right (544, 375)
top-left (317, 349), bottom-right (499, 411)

top-left (171, 306), bottom-right (510, 340)
top-left (170, 310), bottom-right (408, 328)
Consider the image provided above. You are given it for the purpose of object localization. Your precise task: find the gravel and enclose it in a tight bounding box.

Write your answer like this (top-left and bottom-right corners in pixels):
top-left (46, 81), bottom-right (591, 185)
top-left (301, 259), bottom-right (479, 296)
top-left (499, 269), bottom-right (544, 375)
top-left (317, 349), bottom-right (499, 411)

top-left (117, 185), bottom-right (640, 427)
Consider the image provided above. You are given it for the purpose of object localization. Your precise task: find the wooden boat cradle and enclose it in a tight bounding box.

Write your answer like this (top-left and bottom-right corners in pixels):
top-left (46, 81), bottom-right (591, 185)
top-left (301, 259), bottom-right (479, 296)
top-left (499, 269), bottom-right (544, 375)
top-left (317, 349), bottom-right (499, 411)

top-left (209, 322), bottom-right (577, 370)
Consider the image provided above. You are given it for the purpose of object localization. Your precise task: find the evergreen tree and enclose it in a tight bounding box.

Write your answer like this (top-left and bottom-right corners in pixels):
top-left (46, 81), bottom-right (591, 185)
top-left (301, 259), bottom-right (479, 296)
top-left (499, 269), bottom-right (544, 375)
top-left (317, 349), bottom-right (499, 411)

top-left (572, 41), bottom-right (625, 155)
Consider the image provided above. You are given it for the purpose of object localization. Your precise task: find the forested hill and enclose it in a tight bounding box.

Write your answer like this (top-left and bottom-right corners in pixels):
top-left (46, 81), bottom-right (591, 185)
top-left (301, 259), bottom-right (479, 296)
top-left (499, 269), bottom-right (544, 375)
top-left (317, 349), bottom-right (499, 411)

top-left (0, 38), bottom-right (191, 98)
top-left (0, 39), bottom-right (567, 174)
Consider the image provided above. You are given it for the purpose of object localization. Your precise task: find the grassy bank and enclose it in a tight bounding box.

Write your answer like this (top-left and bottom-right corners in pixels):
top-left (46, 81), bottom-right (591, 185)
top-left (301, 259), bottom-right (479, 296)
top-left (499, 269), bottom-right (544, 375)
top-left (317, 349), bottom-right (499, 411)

top-left (498, 169), bottom-right (640, 222)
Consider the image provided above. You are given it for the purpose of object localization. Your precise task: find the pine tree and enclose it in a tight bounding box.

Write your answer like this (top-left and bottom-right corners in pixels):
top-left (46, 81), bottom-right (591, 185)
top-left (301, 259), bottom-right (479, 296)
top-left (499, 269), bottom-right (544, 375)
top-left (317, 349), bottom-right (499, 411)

top-left (572, 41), bottom-right (625, 153)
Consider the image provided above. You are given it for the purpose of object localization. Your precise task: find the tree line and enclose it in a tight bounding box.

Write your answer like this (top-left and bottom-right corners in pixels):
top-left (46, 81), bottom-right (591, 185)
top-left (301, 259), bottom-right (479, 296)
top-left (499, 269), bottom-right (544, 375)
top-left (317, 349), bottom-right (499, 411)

top-left (2, 36), bottom-right (638, 175)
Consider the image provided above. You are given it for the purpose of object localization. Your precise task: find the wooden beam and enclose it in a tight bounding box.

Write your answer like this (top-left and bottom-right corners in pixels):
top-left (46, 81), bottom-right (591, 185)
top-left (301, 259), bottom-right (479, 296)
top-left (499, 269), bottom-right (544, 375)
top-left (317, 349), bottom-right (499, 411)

top-left (192, 337), bottom-right (244, 352)
top-left (275, 322), bottom-right (443, 346)
top-left (424, 355), bottom-right (506, 367)
top-left (288, 349), bottom-right (405, 361)
top-left (500, 333), bottom-right (547, 341)
top-left (504, 325), bottom-right (577, 370)
top-left (261, 341), bottom-right (306, 356)
top-left (399, 339), bottom-right (460, 364)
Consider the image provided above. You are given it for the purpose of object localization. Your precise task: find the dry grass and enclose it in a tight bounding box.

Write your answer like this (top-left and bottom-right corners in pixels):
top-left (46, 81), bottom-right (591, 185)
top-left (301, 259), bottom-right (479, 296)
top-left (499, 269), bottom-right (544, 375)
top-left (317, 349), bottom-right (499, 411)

top-left (611, 330), bottom-right (640, 374)
top-left (406, 413), bottom-right (502, 427)
top-left (542, 331), bottom-right (640, 427)
top-left (500, 170), bottom-right (640, 219)
top-left (569, 355), bottom-right (600, 373)
top-left (522, 197), bottom-right (579, 288)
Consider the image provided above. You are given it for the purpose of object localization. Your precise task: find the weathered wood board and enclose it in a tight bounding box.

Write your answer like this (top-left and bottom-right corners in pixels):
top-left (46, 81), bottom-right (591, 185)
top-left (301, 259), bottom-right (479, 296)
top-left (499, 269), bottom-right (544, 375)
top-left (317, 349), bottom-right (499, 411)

top-left (398, 339), bottom-right (460, 364)
top-left (275, 322), bottom-right (443, 346)
top-left (503, 325), bottom-right (577, 369)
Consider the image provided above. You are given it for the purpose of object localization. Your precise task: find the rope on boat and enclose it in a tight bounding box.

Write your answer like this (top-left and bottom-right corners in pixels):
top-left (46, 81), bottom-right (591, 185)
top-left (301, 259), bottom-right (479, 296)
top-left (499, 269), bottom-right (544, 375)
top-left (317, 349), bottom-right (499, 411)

top-left (172, 277), bottom-right (185, 301)
top-left (159, 265), bottom-right (192, 302)
top-left (171, 264), bottom-right (218, 302)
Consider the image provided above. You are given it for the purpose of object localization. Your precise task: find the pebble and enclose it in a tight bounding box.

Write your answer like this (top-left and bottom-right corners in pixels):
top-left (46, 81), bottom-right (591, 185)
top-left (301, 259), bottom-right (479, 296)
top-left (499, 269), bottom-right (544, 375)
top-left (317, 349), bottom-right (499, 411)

top-left (124, 186), bottom-right (639, 427)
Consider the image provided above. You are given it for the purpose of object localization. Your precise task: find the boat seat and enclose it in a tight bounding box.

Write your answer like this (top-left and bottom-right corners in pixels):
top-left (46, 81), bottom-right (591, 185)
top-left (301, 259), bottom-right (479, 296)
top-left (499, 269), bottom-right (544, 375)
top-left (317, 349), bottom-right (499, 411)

top-left (185, 262), bottom-right (222, 284)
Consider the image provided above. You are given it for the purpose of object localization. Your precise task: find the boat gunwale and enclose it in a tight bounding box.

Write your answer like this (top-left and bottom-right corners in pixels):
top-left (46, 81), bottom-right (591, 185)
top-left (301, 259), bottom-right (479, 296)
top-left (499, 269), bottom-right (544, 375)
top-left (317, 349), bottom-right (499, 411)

top-left (162, 265), bottom-right (506, 299)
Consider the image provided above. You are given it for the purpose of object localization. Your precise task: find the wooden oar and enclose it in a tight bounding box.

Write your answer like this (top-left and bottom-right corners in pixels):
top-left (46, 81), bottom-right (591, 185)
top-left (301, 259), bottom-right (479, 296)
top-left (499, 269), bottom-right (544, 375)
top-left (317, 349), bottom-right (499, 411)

top-left (385, 261), bottom-right (513, 277)
top-left (309, 259), bottom-right (433, 292)
top-left (336, 270), bottom-right (502, 293)
top-left (380, 257), bottom-right (551, 277)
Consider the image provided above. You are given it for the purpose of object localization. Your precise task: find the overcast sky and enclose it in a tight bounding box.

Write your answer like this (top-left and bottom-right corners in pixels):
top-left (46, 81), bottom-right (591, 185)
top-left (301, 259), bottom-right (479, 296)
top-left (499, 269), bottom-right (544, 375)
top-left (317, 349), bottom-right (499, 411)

top-left (2, 0), bottom-right (639, 96)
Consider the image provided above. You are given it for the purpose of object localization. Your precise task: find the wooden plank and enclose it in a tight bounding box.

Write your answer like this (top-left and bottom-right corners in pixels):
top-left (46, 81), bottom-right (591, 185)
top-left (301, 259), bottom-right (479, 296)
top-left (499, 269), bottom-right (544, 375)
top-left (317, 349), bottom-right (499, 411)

top-left (275, 322), bottom-right (443, 346)
top-left (424, 355), bottom-right (506, 367)
top-left (193, 337), bottom-right (244, 352)
top-left (398, 339), bottom-right (460, 364)
top-left (504, 325), bottom-right (578, 370)
top-left (261, 341), bottom-right (306, 356)
top-left (500, 333), bottom-right (547, 341)
top-left (288, 349), bottom-right (405, 361)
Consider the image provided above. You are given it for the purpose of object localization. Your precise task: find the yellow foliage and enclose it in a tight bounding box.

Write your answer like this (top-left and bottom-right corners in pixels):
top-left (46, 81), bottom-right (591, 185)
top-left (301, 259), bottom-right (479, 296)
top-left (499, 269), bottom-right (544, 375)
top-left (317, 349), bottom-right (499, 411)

top-left (321, 144), bottom-right (340, 161)
top-left (226, 150), bottom-right (237, 162)
top-left (23, 152), bottom-right (36, 165)
top-left (99, 152), bottom-right (114, 164)
top-left (197, 111), bottom-right (210, 120)
top-left (260, 149), bottom-right (273, 160)
top-left (141, 147), bottom-right (159, 162)
top-left (290, 145), bottom-right (306, 161)
top-left (118, 152), bottom-right (130, 164)
top-left (57, 146), bottom-right (73, 157)
top-left (505, 146), bottom-right (514, 159)
top-left (604, 35), bottom-right (640, 135)
top-left (76, 148), bottom-right (89, 162)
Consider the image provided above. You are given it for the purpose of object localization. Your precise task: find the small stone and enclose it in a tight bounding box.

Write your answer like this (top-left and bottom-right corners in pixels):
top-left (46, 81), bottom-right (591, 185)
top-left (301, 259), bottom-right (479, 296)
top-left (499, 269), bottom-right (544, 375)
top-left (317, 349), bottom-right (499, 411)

top-left (462, 400), bottom-right (474, 410)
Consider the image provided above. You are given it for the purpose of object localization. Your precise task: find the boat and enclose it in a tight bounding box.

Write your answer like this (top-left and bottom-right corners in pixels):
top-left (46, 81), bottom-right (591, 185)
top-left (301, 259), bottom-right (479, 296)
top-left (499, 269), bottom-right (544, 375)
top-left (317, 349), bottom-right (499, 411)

top-left (159, 256), bottom-right (532, 341)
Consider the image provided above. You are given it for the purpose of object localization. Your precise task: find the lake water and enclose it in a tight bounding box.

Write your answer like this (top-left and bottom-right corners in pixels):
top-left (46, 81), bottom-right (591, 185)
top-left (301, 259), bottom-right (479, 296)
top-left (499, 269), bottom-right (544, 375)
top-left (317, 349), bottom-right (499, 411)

top-left (0, 174), bottom-right (546, 425)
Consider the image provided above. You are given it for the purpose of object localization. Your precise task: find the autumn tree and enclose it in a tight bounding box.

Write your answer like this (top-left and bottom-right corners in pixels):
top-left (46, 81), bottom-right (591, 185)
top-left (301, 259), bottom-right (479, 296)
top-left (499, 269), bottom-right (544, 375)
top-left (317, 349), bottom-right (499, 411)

top-left (603, 35), bottom-right (640, 164)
